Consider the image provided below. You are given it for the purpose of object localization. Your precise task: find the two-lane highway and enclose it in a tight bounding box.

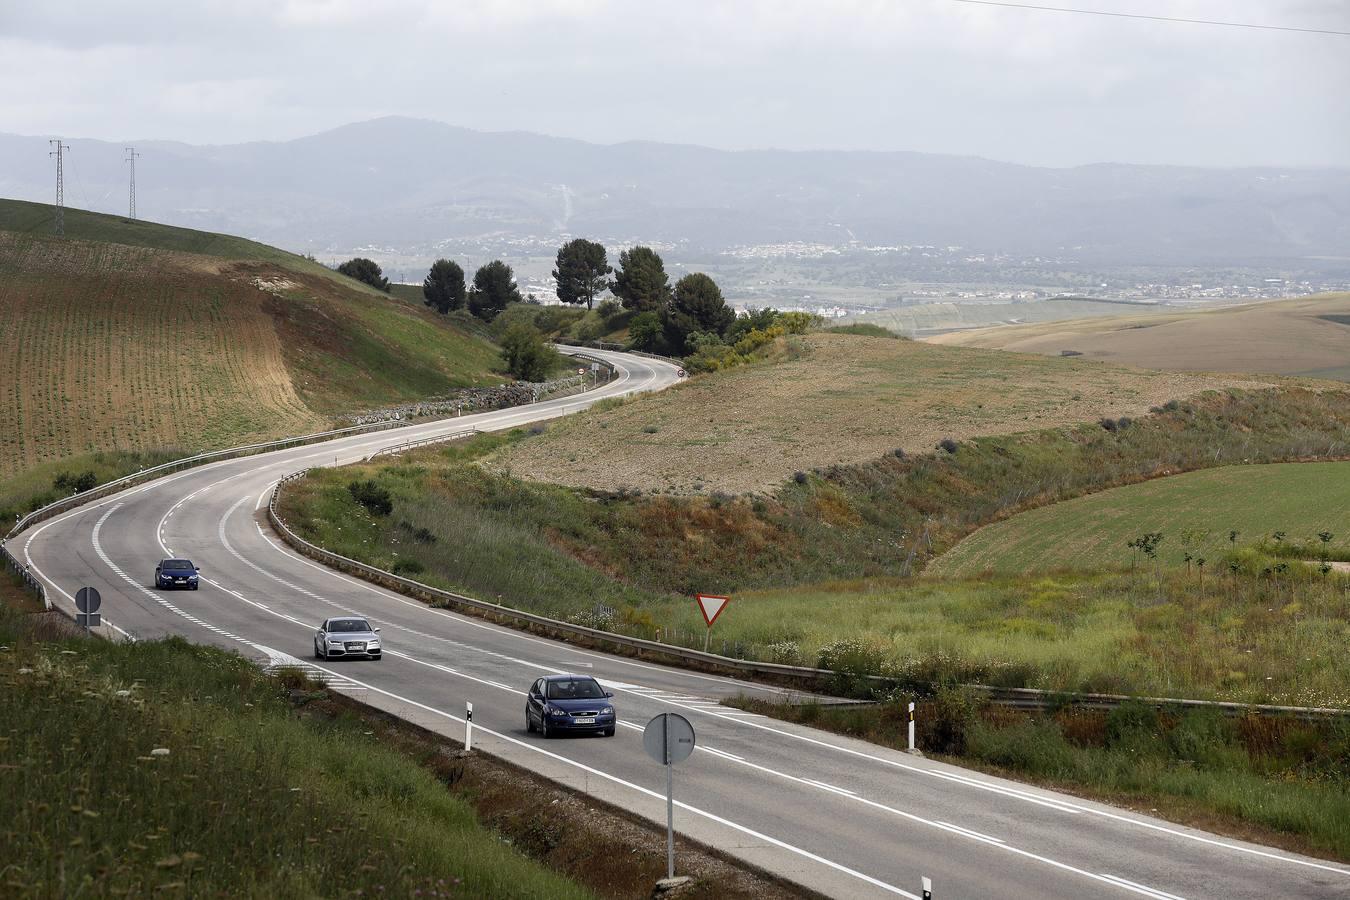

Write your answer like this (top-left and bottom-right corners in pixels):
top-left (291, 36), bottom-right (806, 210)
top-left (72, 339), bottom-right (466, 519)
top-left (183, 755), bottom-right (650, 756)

top-left (11, 348), bottom-right (1349, 899)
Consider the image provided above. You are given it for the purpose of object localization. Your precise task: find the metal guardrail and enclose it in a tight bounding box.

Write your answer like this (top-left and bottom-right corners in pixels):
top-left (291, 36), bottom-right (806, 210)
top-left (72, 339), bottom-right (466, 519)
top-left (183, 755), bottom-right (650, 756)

top-left (4, 419), bottom-right (411, 542)
top-left (266, 473), bottom-right (1350, 721)
top-left (364, 430), bottom-right (480, 461)
top-left (1, 542), bottom-right (49, 610)
top-left (554, 339), bottom-right (683, 367)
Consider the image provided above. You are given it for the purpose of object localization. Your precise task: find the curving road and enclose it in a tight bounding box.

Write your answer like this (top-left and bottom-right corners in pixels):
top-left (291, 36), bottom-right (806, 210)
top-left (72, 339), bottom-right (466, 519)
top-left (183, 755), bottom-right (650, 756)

top-left (10, 348), bottom-right (1349, 899)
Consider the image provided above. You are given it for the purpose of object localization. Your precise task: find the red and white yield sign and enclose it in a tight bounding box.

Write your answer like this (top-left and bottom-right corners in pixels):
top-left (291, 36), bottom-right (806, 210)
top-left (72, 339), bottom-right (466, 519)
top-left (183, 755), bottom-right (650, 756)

top-left (695, 593), bottom-right (730, 627)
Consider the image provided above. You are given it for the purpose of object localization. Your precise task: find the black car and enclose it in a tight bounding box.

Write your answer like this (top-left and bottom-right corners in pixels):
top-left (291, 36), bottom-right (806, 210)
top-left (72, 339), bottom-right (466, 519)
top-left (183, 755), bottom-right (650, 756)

top-left (155, 558), bottom-right (199, 590)
top-left (526, 674), bottom-right (616, 737)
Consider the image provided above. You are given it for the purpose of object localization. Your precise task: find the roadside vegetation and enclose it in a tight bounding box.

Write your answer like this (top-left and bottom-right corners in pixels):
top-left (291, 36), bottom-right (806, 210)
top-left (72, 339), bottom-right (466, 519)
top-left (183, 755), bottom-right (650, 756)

top-left (279, 386), bottom-right (1350, 705)
top-left (726, 692), bottom-right (1350, 863)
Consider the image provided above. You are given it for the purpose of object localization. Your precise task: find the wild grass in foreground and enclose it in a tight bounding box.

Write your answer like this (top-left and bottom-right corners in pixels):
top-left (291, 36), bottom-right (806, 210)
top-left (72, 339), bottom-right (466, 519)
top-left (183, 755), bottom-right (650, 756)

top-left (0, 576), bottom-right (592, 900)
top-left (725, 692), bottom-right (1350, 863)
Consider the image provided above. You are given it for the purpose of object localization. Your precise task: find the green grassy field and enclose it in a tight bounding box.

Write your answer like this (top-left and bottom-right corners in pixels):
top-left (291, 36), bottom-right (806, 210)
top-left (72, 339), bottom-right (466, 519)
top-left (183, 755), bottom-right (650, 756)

top-left (0, 576), bottom-right (592, 899)
top-left (931, 462), bottom-right (1350, 577)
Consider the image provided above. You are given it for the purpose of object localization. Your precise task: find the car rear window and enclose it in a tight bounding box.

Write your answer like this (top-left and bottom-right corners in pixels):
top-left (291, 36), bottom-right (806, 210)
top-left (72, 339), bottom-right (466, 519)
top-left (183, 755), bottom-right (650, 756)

top-left (547, 679), bottom-right (604, 700)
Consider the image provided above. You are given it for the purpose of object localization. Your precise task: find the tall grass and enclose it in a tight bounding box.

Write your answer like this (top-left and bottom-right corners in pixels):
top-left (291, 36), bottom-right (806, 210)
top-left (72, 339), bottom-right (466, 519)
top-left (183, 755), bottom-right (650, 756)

top-left (728, 694), bottom-right (1350, 862)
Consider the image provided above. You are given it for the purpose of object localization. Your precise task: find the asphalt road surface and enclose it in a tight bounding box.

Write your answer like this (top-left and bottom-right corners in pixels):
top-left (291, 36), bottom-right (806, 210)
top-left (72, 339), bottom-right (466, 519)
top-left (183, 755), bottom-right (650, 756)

top-left (11, 349), bottom-right (1349, 899)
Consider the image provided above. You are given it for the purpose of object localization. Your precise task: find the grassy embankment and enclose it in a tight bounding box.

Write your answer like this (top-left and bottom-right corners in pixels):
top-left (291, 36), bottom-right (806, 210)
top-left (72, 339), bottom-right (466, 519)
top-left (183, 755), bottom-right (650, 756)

top-left (0, 198), bottom-right (504, 521)
top-left (279, 385), bottom-right (1350, 705)
top-left (932, 461), bottom-right (1350, 576)
top-left (0, 575), bottom-right (590, 899)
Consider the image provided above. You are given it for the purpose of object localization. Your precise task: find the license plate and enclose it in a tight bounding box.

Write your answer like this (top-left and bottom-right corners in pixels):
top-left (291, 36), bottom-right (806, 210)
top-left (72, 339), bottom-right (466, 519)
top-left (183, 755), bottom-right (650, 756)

top-left (346, 643), bottom-right (365, 651)
top-left (573, 717), bottom-right (596, 724)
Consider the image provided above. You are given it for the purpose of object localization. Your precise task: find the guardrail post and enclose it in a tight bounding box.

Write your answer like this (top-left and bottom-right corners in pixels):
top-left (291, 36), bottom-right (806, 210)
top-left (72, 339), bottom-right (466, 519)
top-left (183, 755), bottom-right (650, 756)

top-left (465, 701), bottom-right (473, 752)
top-left (908, 701), bottom-right (916, 752)
top-left (922, 875), bottom-right (933, 899)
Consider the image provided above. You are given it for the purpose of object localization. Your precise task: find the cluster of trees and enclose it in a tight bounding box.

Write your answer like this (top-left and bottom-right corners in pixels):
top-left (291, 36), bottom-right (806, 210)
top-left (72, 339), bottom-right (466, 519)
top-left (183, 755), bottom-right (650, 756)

top-left (410, 239), bottom-right (741, 355)
top-left (335, 255), bottom-right (526, 322)
top-left (421, 258), bottom-right (525, 321)
top-left (347, 239), bottom-right (813, 367)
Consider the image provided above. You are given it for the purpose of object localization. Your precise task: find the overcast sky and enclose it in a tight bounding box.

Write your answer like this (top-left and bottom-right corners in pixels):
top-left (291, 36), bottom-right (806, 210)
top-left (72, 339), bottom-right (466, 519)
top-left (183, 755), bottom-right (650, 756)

top-left (2, 0), bottom-right (1347, 168)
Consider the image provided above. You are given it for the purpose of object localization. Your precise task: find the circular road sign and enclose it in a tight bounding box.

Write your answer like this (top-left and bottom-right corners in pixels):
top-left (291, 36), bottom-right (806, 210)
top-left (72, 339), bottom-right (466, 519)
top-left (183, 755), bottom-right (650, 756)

top-left (643, 713), bottom-right (695, 765)
top-left (75, 586), bottom-right (102, 614)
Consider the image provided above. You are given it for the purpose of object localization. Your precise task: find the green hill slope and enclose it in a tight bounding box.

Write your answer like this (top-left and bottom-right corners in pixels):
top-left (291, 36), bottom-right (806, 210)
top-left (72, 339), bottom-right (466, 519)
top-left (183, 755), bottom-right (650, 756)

top-left (0, 198), bottom-right (503, 502)
top-left (930, 461), bottom-right (1350, 577)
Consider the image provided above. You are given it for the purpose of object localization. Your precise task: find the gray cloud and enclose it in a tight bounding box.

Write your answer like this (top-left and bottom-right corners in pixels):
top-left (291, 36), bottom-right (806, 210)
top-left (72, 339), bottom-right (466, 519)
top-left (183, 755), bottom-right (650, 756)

top-left (1, 0), bottom-right (1346, 166)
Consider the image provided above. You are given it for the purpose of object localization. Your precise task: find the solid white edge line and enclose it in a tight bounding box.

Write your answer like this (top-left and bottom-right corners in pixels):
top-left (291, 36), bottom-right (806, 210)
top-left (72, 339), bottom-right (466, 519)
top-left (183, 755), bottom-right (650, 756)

top-left (1099, 874), bottom-right (1188, 900)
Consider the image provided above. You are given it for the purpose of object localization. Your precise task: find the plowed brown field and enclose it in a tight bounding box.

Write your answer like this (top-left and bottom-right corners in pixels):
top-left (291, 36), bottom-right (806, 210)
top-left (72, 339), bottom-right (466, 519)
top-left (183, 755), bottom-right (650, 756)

top-left (928, 293), bottom-right (1350, 382)
top-left (0, 232), bottom-right (323, 477)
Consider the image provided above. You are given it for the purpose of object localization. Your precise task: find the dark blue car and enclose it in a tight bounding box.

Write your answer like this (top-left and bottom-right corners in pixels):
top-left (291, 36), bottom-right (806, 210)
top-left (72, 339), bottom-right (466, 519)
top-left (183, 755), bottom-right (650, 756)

top-left (526, 674), bottom-right (616, 737)
top-left (155, 558), bottom-right (199, 590)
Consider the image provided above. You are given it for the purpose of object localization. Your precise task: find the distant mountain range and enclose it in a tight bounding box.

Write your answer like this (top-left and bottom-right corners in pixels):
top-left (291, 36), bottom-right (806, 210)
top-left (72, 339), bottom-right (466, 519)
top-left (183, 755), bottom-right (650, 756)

top-left (3, 116), bottom-right (1347, 266)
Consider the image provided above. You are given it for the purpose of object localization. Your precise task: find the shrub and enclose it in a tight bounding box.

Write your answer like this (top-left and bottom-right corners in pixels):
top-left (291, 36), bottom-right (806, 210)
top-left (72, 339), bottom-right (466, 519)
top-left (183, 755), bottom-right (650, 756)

top-left (893, 448), bottom-right (907, 459)
top-left (937, 438), bottom-right (959, 454)
top-left (1104, 700), bottom-right (1161, 748)
top-left (1116, 417), bottom-right (1133, 430)
top-left (923, 687), bottom-right (979, 755)
top-left (793, 471), bottom-right (808, 484)
top-left (391, 558), bottom-right (425, 576)
top-left (1099, 417), bottom-right (1119, 432)
top-left (54, 470), bottom-right (98, 493)
top-left (967, 719), bottom-right (1075, 774)
top-left (348, 480), bottom-right (393, 516)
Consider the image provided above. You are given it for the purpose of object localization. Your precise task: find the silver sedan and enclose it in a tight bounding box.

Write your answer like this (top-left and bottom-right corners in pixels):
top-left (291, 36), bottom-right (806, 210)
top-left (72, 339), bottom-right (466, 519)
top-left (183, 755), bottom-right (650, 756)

top-left (313, 616), bottom-right (383, 660)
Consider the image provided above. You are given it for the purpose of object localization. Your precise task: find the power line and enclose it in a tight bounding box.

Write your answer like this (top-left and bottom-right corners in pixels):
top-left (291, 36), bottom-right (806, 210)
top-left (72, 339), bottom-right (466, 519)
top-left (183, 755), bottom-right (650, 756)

top-left (125, 147), bottom-right (140, 220)
top-left (942, 0), bottom-right (1350, 36)
top-left (48, 139), bottom-right (66, 236)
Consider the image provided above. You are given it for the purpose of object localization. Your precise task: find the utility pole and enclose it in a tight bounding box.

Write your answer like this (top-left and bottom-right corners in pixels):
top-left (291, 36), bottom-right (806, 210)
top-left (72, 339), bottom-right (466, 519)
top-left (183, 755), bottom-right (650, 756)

top-left (48, 139), bottom-right (66, 236)
top-left (125, 146), bottom-right (140, 219)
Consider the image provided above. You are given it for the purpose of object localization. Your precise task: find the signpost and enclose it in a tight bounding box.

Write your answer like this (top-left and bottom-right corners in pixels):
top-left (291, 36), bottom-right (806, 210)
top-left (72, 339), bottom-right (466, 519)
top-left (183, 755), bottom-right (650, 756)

top-left (694, 594), bottom-right (730, 653)
top-left (643, 713), bottom-right (695, 881)
top-left (75, 586), bottom-right (101, 630)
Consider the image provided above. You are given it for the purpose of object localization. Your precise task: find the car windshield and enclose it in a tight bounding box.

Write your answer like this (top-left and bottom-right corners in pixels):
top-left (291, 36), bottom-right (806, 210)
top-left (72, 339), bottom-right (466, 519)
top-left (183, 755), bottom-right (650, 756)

top-left (546, 679), bottom-right (604, 700)
top-left (328, 619), bottom-right (372, 633)
top-left (162, 559), bottom-right (194, 569)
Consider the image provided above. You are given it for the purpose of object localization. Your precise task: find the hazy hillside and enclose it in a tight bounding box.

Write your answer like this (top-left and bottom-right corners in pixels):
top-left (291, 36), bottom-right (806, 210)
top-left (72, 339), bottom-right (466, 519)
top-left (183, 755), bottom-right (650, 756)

top-left (3, 118), bottom-right (1348, 266)
top-left (0, 199), bottom-right (502, 480)
top-left (929, 293), bottom-right (1350, 382)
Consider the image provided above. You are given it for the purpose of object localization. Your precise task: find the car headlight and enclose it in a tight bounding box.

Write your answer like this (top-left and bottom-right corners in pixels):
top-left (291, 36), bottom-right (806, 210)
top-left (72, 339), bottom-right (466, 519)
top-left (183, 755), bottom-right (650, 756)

top-left (328, 637), bottom-right (344, 644)
top-left (550, 708), bottom-right (567, 717)
top-left (368, 640), bottom-right (380, 647)
top-left (601, 707), bottom-right (614, 715)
